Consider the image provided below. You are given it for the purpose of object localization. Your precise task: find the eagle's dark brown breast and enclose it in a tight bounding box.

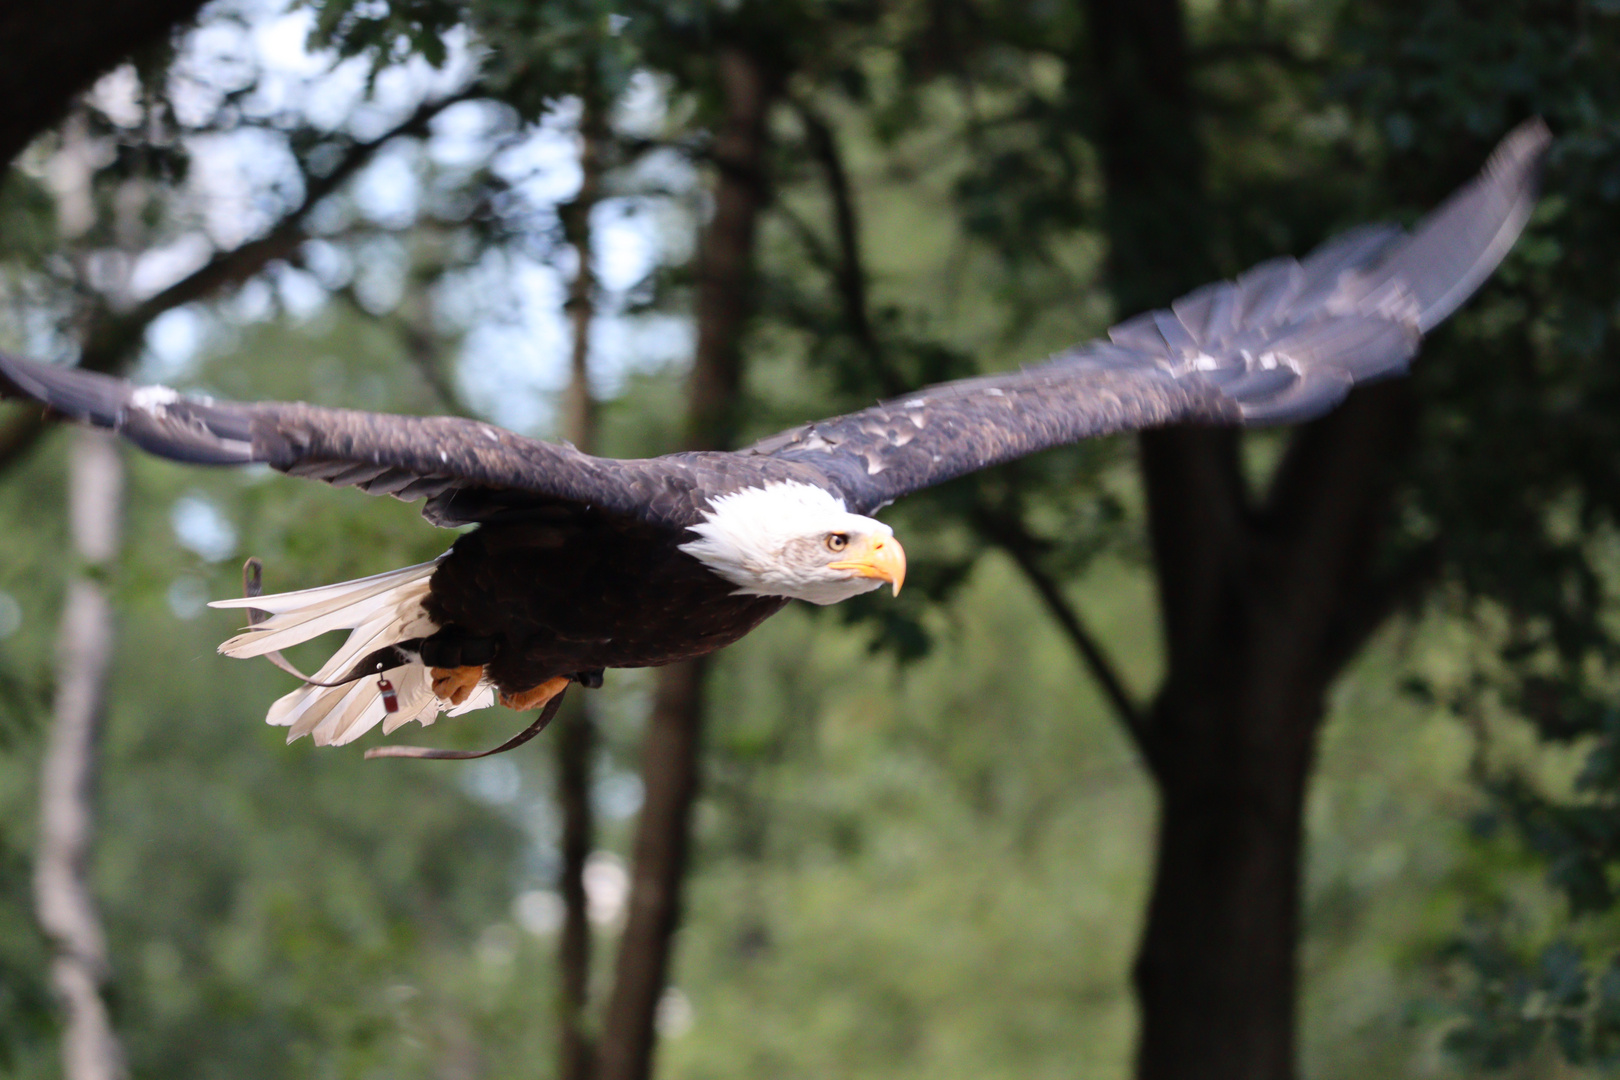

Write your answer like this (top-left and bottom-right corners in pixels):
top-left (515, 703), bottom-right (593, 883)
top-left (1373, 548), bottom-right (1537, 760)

top-left (422, 512), bottom-right (787, 691)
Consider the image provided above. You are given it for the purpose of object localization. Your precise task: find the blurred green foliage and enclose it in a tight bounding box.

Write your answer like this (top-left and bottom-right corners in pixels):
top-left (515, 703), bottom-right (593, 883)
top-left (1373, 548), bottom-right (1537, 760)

top-left (7, 0), bottom-right (1620, 1076)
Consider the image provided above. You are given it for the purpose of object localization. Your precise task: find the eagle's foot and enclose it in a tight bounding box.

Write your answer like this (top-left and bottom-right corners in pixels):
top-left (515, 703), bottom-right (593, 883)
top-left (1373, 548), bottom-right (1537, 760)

top-left (499, 675), bottom-right (570, 712)
top-left (431, 665), bottom-right (484, 706)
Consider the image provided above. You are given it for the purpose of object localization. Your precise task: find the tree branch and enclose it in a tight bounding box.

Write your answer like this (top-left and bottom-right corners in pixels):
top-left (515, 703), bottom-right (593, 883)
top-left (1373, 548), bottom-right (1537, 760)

top-left (794, 101), bottom-right (902, 396)
top-left (975, 507), bottom-right (1149, 749)
top-left (0, 85), bottom-right (481, 474)
top-left (1257, 381), bottom-right (1418, 672)
top-left (796, 95), bottom-right (1148, 743)
top-left (556, 80), bottom-right (607, 1080)
top-left (1321, 540), bottom-right (1442, 677)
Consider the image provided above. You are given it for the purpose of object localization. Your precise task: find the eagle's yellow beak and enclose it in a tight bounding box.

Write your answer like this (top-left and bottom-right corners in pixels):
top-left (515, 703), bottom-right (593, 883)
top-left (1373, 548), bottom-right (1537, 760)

top-left (829, 534), bottom-right (907, 597)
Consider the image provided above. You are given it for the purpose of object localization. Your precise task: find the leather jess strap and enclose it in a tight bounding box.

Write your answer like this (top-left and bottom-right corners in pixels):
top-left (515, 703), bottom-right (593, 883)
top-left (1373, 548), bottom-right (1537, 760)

top-left (363, 690), bottom-right (567, 760)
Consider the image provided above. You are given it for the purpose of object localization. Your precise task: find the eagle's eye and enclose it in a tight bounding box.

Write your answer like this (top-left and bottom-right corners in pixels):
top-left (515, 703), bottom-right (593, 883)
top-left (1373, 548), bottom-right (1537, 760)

top-left (825, 533), bottom-right (850, 553)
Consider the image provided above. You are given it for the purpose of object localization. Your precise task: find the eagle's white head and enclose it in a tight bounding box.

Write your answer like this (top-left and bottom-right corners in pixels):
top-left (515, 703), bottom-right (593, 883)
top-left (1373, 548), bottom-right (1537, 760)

top-left (679, 481), bottom-right (906, 606)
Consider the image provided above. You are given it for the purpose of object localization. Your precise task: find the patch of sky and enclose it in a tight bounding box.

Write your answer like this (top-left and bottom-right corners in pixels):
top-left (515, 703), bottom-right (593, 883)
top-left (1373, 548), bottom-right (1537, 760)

top-left (89, 0), bottom-right (695, 441)
top-left (0, 295), bottom-right (59, 358)
top-left (300, 238), bottom-right (354, 292)
top-left (185, 126), bottom-right (302, 249)
top-left (427, 100), bottom-right (507, 169)
top-left (594, 770), bottom-right (645, 820)
top-left (86, 65), bottom-right (145, 127)
top-left (614, 71), bottom-right (668, 139)
top-left (167, 576), bottom-right (210, 620)
top-left (245, 7), bottom-right (365, 125)
top-left (656, 987), bottom-right (694, 1037)
top-left (513, 889), bottom-right (564, 936)
top-left (273, 264), bottom-right (328, 320)
top-left (129, 234), bottom-right (215, 307)
top-left (140, 308), bottom-right (207, 382)
top-left (349, 26), bottom-right (477, 138)
top-left (463, 756), bottom-right (522, 806)
top-left (589, 313), bottom-right (694, 398)
top-left (447, 101), bottom-right (697, 430)
top-left (247, 2), bottom-right (335, 81)
top-left (454, 254), bottom-right (571, 433)
top-left (171, 16), bottom-right (259, 118)
top-left (154, 0), bottom-right (474, 295)
top-left (171, 494), bottom-right (238, 563)
top-left (353, 145), bottom-right (421, 230)
top-left (492, 98), bottom-right (585, 206)
top-left (351, 235), bottom-right (407, 314)
top-left (584, 852), bottom-right (629, 925)
top-left (231, 278), bottom-right (276, 324)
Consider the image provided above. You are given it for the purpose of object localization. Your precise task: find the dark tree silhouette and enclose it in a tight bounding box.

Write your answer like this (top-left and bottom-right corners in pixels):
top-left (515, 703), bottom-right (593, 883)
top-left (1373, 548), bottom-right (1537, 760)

top-left (0, 0), bottom-right (208, 168)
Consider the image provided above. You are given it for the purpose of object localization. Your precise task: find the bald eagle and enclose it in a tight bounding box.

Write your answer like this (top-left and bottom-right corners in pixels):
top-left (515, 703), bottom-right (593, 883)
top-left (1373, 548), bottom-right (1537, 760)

top-left (0, 121), bottom-right (1549, 755)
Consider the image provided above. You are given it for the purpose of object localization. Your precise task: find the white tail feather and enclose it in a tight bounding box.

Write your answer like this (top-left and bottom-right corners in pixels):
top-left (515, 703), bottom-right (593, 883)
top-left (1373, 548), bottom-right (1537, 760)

top-left (209, 559), bottom-right (442, 613)
top-left (447, 682), bottom-right (496, 716)
top-left (216, 578), bottom-right (435, 658)
top-left (218, 557), bottom-right (486, 745)
top-left (291, 679), bottom-right (368, 743)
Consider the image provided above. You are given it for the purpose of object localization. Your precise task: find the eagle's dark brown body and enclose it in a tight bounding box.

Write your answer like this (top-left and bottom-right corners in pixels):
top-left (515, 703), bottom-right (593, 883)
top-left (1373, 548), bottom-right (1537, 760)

top-left (423, 512), bottom-right (786, 692)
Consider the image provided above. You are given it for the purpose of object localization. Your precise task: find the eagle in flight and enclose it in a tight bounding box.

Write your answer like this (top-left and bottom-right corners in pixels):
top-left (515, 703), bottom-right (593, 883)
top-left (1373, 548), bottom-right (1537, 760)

top-left (0, 121), bottom-right (1549, 755)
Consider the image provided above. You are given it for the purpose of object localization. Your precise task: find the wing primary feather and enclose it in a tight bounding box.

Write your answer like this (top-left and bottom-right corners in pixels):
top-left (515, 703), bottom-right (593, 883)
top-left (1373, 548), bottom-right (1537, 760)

top-left (1297, 224), bottom-right (1404, 285)
top-left (1370, 118), bottom-right (1550, 332)
top-left (1152, 310), bottom-right (1200, 358)
top-left (1233, 258), bottom-right (1307, 329)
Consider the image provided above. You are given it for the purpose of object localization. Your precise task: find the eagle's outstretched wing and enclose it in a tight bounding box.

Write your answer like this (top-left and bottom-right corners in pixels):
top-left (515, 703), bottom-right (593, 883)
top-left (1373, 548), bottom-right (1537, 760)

top-left (0, 358), bottom-right (700, 526)
top-left (750, 119), bottom-right (1550, 515)
top-left (1, 120), bottom-right (1548, 526)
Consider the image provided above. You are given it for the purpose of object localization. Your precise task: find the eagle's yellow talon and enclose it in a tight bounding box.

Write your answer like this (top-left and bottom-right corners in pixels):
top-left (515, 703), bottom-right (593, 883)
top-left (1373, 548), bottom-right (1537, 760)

top-left (499, 675), bottom-right (570, 712)
top-left (431, 665), bottom-right (484, 706)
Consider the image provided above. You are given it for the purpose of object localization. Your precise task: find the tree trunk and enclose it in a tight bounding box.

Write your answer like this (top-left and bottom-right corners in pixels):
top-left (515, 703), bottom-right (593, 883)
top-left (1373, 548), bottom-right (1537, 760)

top-left (34, 428), bottom-right (127, 1080)
top-left (1133, 748), bottom-right (1312, 1078)
top-left (596, 44), bottom-right (774, 1080)
top-left (679, 46), bottom-right (772, 454)
top-left (555, 81), bottom-right (607, 1080)
top-left (597, 660), bottom-right (707, 1080)
top-left (555, 695), bottom-right (596, 1080)
top-left (1076, 2), bottom-right (1426, 1077)
top-left (1131, 519), bottom-right (1317, 1079)
top-left (1080, 0), bottom-right (1210, 316)
top-left (1131, 389), bottom-right (1415, 1080)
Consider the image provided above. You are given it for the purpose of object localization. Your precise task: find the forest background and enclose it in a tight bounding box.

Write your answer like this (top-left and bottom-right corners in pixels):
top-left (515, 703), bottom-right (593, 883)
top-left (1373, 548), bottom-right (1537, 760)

top-left (1, 0), bottom-right (1619, 1078)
